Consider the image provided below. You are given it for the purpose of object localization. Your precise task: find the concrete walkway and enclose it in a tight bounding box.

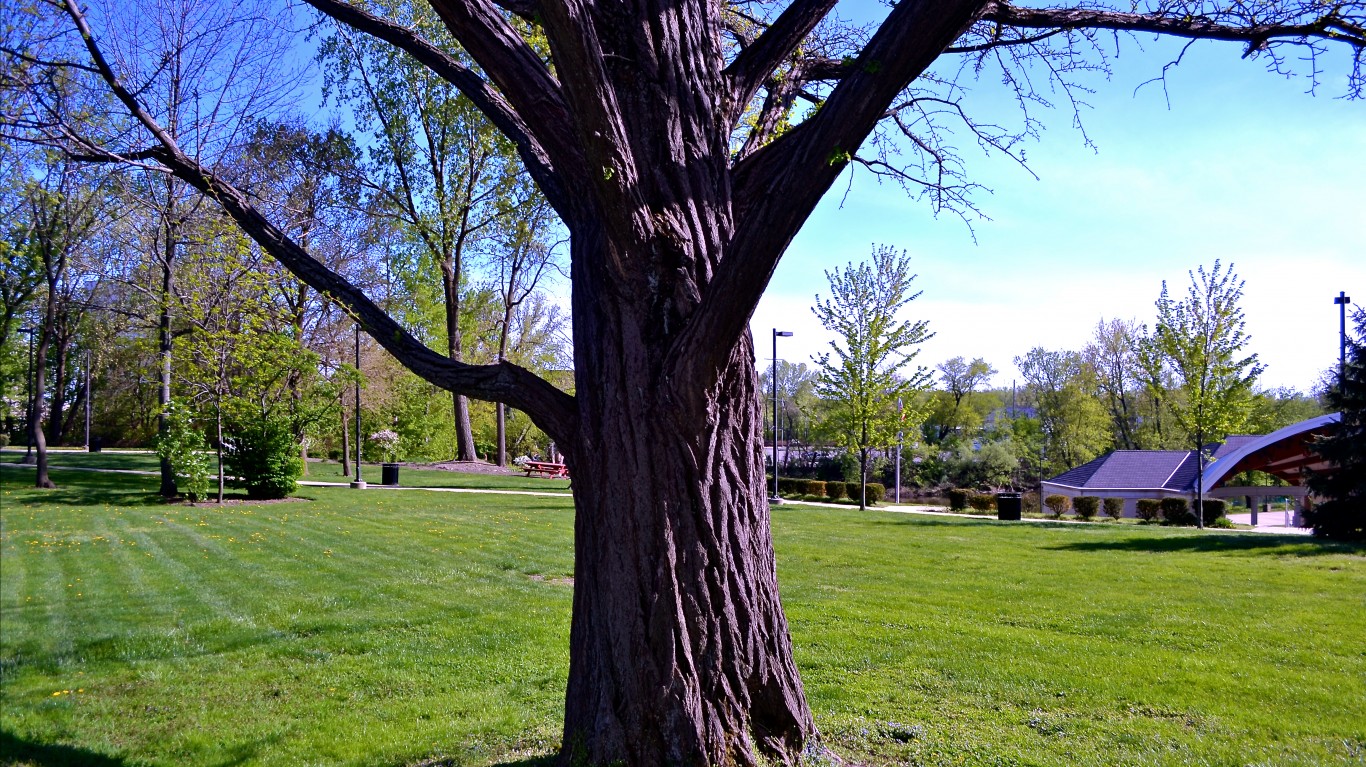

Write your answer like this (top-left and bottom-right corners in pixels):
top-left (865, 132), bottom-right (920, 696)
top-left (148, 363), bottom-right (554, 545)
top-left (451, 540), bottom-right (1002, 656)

top-left (2, 460), bottom-right (1318, 534)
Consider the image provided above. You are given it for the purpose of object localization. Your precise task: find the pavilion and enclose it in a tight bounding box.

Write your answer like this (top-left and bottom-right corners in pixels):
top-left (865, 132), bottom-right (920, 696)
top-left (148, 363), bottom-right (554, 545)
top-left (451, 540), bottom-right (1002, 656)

top-left (1041, 413), bottom-right (1341, 523)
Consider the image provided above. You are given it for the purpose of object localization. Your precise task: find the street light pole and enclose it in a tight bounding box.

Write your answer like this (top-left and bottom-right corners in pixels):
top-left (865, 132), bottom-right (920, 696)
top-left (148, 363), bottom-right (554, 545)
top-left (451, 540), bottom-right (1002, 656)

top-left (351, 324), bottom-right (365, 489)
top-left (84, 349), bottom-right (92, 451)
top-left (1335, 292), bottom-right (1352, 380)
top-left (771, 329), bottom-right (792, 503)
top-left (20, 326), bottom-right (35, 464)
top-left (895, 398), bottom-right (903, 505)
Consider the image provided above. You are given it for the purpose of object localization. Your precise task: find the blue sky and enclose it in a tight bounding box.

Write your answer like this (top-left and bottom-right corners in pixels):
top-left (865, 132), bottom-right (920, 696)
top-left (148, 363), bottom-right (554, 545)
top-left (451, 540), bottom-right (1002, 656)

top-left (750, 35), bottom-right (1365, 394)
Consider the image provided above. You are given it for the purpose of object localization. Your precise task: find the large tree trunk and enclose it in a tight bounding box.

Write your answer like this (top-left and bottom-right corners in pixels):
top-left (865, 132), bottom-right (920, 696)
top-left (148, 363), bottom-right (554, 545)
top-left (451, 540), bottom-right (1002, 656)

top-left (563, 348), bottom-right (812, 765)
top-left (559, 231), bottom-right (812, 764)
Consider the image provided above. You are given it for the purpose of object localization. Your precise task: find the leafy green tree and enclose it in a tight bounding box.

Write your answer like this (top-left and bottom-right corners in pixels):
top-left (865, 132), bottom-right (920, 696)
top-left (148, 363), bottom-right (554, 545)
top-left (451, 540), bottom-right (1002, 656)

top-left (1154, 261), bottom-right (1265, 524)
top-left (1015, 347), bottom-right (1112, 475)
top-left (320, 0), bottom-right (528, 462)
top-left (813, 245), bottom-right (933, 509)
top-left (927, 356), bottom-right (996, 443)
top-left (1085, 318), bottom-right (1145, 449)
top-left (1306, 309), bottom-right (1366, 540)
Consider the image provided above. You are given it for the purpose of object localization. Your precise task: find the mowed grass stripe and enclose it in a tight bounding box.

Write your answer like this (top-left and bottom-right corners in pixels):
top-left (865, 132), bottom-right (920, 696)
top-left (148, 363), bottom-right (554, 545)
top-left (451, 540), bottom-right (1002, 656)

top-left (2, 466), bottom-right (1362, 767)
top-left (775, 508), bottom-right (1365, 765)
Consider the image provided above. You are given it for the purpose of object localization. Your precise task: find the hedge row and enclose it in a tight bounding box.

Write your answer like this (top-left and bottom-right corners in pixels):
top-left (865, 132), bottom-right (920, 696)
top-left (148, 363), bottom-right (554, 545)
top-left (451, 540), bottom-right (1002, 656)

top-left (768, 477), bottom-right (886, 504)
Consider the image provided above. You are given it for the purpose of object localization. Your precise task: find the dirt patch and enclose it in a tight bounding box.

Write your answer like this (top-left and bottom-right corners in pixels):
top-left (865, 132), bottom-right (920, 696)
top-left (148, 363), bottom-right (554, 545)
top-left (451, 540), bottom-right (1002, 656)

top-left (528, 574), bottom-right (575, 587)
top-left (420, 460), bottom-right (518, 476)
top-left (179, 496), bottom-right (311, 507)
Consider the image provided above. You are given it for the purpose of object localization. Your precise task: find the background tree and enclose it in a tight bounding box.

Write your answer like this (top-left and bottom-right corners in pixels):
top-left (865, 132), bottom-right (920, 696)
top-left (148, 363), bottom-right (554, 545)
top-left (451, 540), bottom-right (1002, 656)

top-left (1085, 318), bottom-right (1145, 449)
top-left (1015, 346), bottom-right (1111, 475)
top-left (1305, 308), bottom-right (1365, 540)
top-left (319, 1), bottom-right (531, 462)
top-left (21, 0), bottom-right (1365, 760)
top-left (813, 245), bottom-right (933, 509)
top-left (21, 153), bottom-right (108, 487)
top-left (1154, 261), bottom-right (1265, 524)
top-left (927, 356), bottom-right (996, 443)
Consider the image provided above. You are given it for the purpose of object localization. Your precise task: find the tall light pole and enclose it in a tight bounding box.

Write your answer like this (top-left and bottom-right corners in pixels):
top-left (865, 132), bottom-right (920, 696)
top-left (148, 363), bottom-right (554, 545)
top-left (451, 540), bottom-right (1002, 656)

top-left (84, 348), bottom-right (92, 451)
top-left (895, 398), bottom-right (903, 505)
top-left (19, 326), bottom-right (35, 464)
top-left (771, 329), bottom-right (792, 504)
top-left (1335, 292), bottom-right (1352, 380)
top-left (351, 324), bottom-right (366, 489)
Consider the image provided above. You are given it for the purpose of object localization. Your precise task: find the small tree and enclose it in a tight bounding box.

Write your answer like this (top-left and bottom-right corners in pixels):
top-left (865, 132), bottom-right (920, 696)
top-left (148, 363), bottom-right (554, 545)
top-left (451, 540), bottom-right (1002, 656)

top-left (1155, 261), bottom-right (1265, 527)
top-left (154, 400), bottom-right (211, 501)
top-left (813, 245), bottom-right (932, 510)
top-left (1306, 308), bottom-right (1366, 540)
top-left (224, 414), bottom-right (302, 500)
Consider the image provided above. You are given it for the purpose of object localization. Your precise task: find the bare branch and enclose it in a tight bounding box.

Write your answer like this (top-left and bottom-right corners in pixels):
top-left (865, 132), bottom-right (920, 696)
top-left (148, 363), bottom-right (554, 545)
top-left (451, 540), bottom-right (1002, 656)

top-left (302, 0), bottom-right (571, 209)
top-left (724, 0), bottom-right (840, 125)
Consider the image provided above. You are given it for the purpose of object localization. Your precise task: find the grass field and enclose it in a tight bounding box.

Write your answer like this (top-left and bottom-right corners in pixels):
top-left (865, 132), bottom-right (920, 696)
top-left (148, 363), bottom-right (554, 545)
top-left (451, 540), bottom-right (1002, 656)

top-left (0, 450), bottom-right (572, 493)
top-left (1, 462), bottom-right (1363, 767)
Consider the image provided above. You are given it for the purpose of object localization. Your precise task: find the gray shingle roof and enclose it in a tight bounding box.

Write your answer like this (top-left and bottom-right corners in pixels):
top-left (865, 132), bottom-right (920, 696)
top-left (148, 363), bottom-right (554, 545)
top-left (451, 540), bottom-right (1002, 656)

top-left (1050, 450), bottom-right (1195, 490)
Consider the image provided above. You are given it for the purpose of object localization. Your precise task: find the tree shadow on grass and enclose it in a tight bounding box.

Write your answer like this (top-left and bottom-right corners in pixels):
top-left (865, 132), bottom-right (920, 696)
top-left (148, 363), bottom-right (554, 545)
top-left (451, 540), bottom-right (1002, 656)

top-left (1048, 533), bottom-right (1364, 557)
top-left (0, 729), bottom-right (130, 767)
top-left (1, 467), bottom-right (165, 508)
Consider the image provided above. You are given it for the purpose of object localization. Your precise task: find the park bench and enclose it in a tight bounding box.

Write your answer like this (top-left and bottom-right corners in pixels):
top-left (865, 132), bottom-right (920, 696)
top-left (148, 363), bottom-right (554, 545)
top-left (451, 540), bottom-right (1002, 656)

top-left (522, 460), bottom-right (569, 479)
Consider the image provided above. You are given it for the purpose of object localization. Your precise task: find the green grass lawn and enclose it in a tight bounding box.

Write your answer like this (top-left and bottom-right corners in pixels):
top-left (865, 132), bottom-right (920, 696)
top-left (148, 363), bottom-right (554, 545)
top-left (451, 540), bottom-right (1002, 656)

top-left (0, 450), bottom-right (571, 493)
top-left (1, 463), bottom-right (1363, 767)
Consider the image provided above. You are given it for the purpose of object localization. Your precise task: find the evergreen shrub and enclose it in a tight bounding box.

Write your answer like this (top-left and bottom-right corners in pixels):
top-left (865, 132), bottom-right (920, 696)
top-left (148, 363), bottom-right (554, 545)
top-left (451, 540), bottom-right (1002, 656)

top-left (825, 482), bottom-right (846, 501)
top-left (967, 493), bottom-right (995, 512)
top-left (1200, 499), bottom-right (1228, 526)
top-left (1103, 497), bottom-right (1125, 521)
top-left (1073, 496), bottom-right (1100, 521)
top-left (802, 479), bottom-right (827, 496)
top-left (1044, 494), bottom-right (1070, 519)
top-left (947, 488), bottom-right (969, 511)
top-left (1160, 497), bottom-right (1195, 526)
top-left (1136, 499), bottom-right (1161, 522)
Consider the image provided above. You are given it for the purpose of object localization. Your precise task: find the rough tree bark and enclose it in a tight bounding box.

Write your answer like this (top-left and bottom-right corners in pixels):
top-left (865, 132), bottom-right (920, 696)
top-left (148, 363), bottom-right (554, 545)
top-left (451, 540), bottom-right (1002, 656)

top-left (50, 0), bottom-right (1365, 761)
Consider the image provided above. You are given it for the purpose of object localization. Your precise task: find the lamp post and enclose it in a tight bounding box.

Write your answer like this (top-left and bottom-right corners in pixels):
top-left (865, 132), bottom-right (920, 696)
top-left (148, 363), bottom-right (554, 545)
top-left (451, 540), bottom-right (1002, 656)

top-left (84, 347), bottom-right (92, 448)
top-left (19, 326), bottom-right (35, 464)
top-left (1335, 292), bottom-right (1352, 380)
top-left (351, 324), bottom-right (366, 489)
top-left (771, 329), bottom-right (792, 503)
top-left (895, 398), bottom-right (903, 505)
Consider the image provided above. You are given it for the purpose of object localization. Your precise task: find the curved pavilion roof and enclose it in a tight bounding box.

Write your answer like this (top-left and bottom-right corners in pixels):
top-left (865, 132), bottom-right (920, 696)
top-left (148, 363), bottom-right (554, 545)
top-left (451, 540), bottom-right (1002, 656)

top-left (1203, 413), bottom-right (1341, 489)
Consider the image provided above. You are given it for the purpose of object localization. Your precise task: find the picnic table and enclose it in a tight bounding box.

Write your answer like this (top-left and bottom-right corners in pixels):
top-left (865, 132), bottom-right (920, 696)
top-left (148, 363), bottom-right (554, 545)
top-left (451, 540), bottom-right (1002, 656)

top-left (522, 460), bottom-right (569, 479)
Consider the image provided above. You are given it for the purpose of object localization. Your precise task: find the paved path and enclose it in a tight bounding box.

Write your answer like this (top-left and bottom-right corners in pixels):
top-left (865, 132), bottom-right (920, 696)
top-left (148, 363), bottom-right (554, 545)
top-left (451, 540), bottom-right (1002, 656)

top-left (2, 461), bottom-right (1317, 534)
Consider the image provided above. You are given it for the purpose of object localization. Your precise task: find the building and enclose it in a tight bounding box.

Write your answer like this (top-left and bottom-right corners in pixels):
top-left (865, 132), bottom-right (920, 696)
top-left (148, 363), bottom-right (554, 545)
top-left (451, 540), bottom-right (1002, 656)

top-left (1041, 414), bottom-right (1340, 521)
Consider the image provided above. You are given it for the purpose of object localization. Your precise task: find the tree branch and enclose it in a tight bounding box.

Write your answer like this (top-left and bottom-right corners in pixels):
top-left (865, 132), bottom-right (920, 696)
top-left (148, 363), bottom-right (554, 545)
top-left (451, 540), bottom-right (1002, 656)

top-left (673, 0), bottom-right (988, 391)
top-left (62, 0), bottom-right (578, 444)
top-left (303, 0), bottom-right (576, 210)
top-left (980, 1), bottom-right (1365, 54)
top-left (723, 0), bottom-right (840, 125)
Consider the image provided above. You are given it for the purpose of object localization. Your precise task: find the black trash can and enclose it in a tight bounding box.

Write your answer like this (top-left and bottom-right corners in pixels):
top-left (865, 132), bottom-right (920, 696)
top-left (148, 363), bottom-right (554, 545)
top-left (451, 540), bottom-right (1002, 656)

top-left (381, 462), bottom-right (400, 486)
top-left (89, 437), bottom-right (102, 453)
top-left (996, 492), bottom-right (1022, 521)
